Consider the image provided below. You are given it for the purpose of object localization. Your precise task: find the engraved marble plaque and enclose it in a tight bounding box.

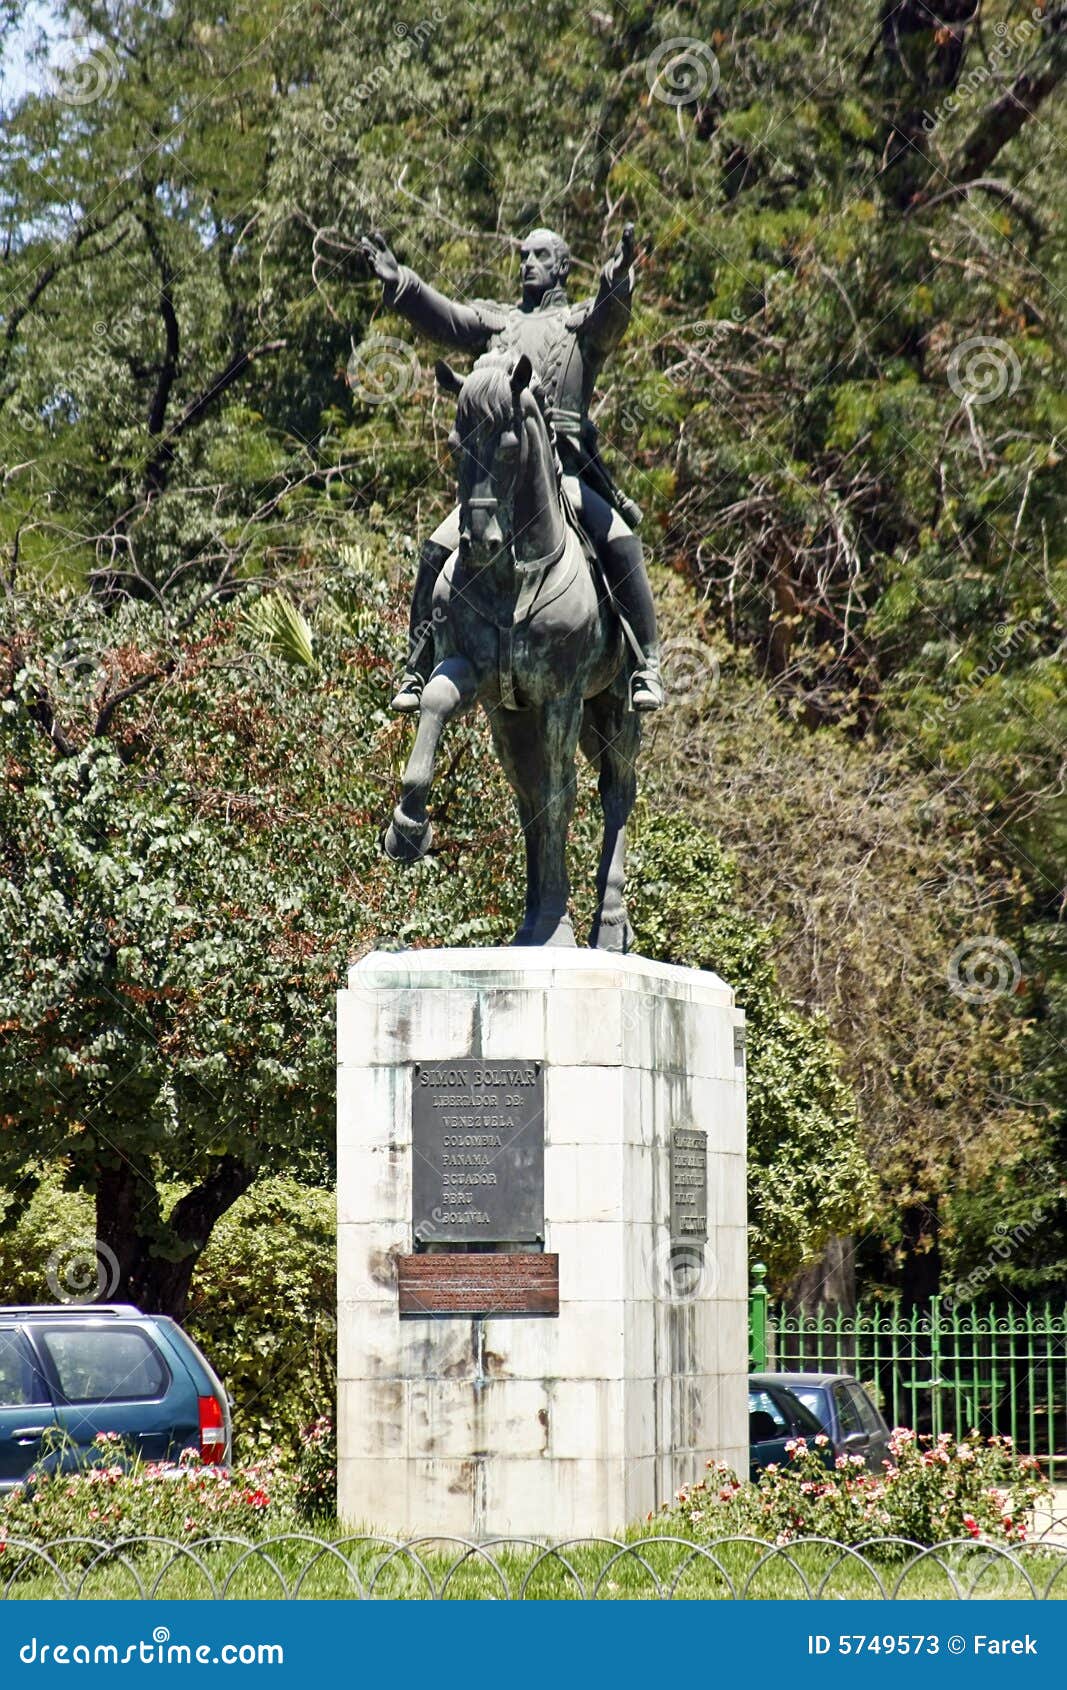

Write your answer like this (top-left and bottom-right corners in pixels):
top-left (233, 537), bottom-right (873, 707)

top-left (670, 1126), bottom-right (708, 1244)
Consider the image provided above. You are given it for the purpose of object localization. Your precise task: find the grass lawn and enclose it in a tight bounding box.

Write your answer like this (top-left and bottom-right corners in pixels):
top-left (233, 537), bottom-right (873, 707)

top-left (3, 1525), bottom-right (1067, 1600)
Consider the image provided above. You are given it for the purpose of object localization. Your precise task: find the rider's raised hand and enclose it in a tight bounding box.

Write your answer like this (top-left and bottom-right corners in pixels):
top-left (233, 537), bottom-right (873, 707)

top-left (606, 222), bottom-right (637, 283)
top-left (359, 230), bottom-right (400, 285)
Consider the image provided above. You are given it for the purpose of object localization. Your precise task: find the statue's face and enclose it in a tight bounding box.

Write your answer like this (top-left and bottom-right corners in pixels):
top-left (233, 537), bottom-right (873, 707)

top-left (519, 231), bottom-right (568, 301)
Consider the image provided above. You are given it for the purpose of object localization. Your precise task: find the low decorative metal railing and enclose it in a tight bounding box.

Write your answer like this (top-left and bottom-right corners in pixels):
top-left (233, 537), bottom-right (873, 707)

top-left (2, 1531), bottom-right (1067, 1599)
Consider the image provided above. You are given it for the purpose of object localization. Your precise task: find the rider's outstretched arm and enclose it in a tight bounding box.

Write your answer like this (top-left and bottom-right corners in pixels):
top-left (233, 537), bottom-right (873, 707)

top-left (360, 230), bottom-right (499, 352)
top-left (580, 222), bottom-right (636, 356)
top-left (384, 266), bottom-right (499, 353)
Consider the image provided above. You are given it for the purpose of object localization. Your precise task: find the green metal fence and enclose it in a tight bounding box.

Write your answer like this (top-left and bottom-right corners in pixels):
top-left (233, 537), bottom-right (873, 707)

top-left (748, 1265), bottom-right (1067, 1481)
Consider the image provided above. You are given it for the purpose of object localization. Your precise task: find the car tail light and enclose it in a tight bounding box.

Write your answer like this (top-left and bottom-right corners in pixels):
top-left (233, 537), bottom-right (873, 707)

top-left (198, 1394), bottom-right (226, 1463)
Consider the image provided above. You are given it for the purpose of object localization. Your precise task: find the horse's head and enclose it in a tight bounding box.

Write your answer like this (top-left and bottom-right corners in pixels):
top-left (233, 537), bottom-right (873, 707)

top-left (437, 353), bottom-right (563, 568)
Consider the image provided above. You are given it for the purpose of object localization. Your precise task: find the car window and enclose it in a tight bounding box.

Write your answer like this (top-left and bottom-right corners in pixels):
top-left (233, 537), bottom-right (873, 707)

top-left (848, 1382), bottom-right (884, 1434)
top-left (0, 1328), bottom-right (50, 1407)
top-left (787, 1385), bottom-right (830, 1430)
top-left (36, 1327), bottom-right (169, 1403)
top-left (833, 1381), bottom-right (865, 1435)
top-left (772, 1389), bottom-right (825, 1436)
top-left (748, 1388), bottom-right (789, 1440)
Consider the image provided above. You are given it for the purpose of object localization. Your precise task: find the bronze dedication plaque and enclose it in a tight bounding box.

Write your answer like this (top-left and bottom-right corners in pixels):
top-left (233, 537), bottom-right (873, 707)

top-left (411, 1058), bottom-right (545, 1246)
top-left (398, 1253), bottom-right (559, 1317)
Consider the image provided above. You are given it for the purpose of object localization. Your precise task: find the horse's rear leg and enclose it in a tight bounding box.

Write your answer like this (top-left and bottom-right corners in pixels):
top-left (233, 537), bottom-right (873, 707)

top-left (490, 697), bottom-right (582, 947)
top-left (383, 657), bottom-right (477, 863)
top-left (581, 686), bottom-right (641, 952)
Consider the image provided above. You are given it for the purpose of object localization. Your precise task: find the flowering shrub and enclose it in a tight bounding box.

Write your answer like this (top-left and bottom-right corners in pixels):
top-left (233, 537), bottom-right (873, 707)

top-left (669, 1430), bottom-right (1050, 1548)
top-left (0, 1434), bottom-right (297, 1554)
top-left (294, 1417), bottom-right (336, 1521)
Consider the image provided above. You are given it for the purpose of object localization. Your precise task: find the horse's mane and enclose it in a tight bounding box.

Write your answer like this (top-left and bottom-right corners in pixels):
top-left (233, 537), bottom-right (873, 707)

top-left (455, 353), bottom-right (550, 436)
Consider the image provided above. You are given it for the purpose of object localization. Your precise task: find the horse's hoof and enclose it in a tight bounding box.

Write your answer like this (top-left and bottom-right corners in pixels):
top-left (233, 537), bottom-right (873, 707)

top-left (588, 916), bottom-right (633, 953)
top-left (382, 812), bottom-right (433, 864)
top-left (543, 921), bottom-right (577, 948)
top-left (511, 917), bottom-right (576, 948)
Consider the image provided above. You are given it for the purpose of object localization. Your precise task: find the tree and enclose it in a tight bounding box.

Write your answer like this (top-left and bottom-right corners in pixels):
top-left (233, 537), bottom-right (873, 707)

top-left (2, 543), bottom-right (871, 1303)
top-left (2, 0), bottom-right (1063, 1301)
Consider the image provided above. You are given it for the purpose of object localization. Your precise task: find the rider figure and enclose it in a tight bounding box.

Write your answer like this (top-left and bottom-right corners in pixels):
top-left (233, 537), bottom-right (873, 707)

top-left (359, 223), bottom-right (663, 711)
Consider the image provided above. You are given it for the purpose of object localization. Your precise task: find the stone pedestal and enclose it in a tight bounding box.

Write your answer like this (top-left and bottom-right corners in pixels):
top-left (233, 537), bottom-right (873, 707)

top-left (337, 948), bottom-right (747, 1539)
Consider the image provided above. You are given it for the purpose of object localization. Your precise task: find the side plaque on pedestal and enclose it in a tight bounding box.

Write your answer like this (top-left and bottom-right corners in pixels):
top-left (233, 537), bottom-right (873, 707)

top-left (411, 1058), bottom-right (545, 1246)
top-left (670, 1126), bottom-right (708, 1244)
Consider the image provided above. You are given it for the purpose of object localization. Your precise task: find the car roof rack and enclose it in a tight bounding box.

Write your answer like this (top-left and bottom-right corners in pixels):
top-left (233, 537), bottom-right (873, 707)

top-left (0, 1304), bottom-right (143, 1317)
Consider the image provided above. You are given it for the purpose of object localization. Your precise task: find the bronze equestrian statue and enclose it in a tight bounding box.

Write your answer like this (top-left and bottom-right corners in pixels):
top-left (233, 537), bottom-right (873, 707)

top-left (380, 351), bottom-right (642, 950)
top-left (360, 223), bottom-right (662, 711)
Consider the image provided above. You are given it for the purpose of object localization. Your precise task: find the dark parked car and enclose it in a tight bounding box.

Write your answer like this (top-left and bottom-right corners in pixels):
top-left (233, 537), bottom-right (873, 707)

top-left (0, 1304), bottom-right (231, 1490)
top-left (748, 1378), bottom-right (830, 1479)
top-left (751, 1370), bottom-right (893, 1473)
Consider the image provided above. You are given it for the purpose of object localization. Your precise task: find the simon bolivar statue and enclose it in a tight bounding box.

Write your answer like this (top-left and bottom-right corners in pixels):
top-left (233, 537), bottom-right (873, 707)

top-left (359, 222), bottom-right (662, 711)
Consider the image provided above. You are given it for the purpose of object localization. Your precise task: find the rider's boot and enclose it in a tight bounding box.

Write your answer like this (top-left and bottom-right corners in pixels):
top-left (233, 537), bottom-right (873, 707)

top-left (602, 535), bottom-right (663, 710)
top-left (391, 539), bottom-right (450, 713)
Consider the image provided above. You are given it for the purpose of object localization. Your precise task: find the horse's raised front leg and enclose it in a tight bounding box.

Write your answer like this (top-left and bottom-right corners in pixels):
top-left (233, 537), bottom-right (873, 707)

top-left (489, 695), bottom-right (583, 946)
top-left (581, 684), bottom-right (641, 951)
top-left (383, 656), bottom-right (478, 863)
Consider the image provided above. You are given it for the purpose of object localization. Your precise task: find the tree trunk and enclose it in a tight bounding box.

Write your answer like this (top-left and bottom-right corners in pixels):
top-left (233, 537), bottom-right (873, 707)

top-left (96, 1156), bottom-right (256, 1320)
top-left (785, 1234), bottom-right (857, 1315)
top-left (900, 1194), bottom-right (941, 1312)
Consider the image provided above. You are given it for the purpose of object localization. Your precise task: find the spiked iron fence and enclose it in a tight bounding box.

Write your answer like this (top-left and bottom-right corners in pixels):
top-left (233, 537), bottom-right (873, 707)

top-left (749, 1266), bottom-right (1067, 1480)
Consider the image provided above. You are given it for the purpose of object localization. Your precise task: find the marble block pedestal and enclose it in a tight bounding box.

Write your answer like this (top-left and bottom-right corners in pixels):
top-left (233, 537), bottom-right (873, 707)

top-left (337, 948), bottom-right (747, 1539)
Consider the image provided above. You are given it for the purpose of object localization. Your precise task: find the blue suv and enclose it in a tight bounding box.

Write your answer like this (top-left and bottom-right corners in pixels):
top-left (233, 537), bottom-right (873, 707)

top-left (0, 1305), bottom-right (231, 1489)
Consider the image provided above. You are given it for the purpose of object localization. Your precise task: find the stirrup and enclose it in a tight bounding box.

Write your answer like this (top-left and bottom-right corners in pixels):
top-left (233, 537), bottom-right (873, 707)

top-left (630, 665), bottom-right (663, 711)
top-left (390, 672), bottom-right (424, 713)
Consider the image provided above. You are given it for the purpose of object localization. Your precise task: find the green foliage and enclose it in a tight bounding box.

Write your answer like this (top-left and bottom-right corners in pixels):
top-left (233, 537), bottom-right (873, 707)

top-left (2, 0), bottom-right (1064, 1297)
top-left (629, 814), bottom-right (873, 1277)
top-left (185, 1179), bottom-right (336, 1461)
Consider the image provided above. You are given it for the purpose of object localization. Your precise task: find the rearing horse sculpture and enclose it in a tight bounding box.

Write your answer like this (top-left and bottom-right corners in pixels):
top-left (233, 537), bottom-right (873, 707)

top-left (383, 352), bottom-right (642, 950)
